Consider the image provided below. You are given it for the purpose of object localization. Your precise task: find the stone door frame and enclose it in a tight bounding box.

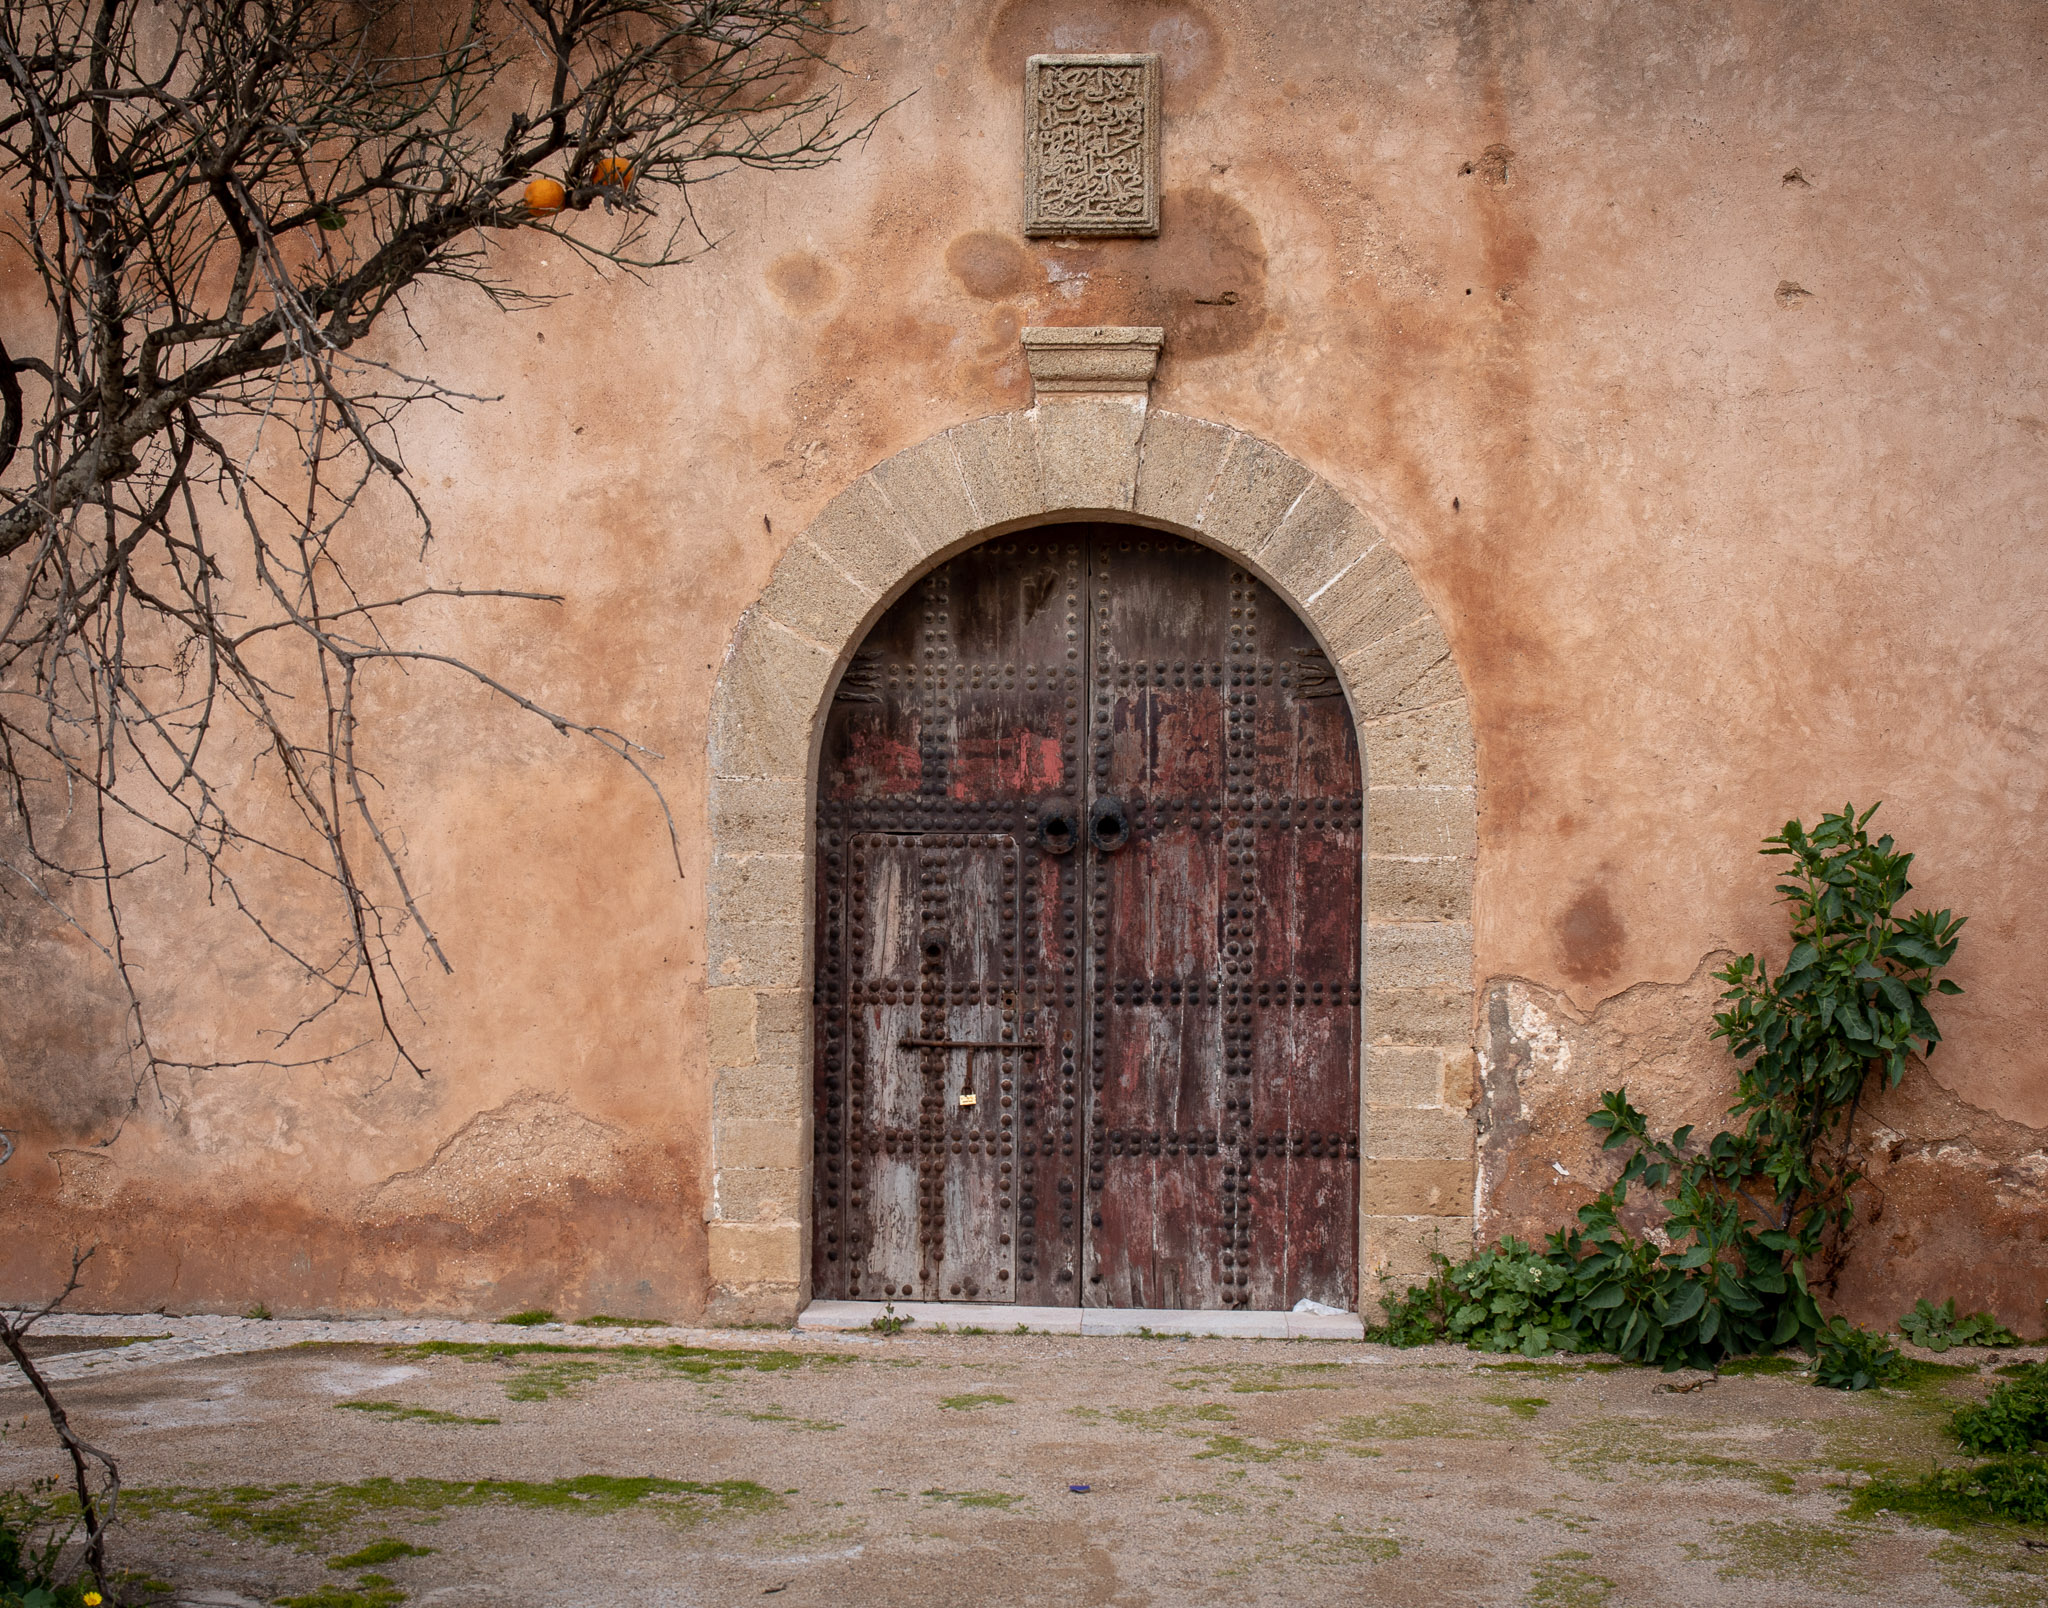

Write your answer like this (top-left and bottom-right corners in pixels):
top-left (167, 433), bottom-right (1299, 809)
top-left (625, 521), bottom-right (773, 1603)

top-left (705, 399), bottom-right (1479, 1323)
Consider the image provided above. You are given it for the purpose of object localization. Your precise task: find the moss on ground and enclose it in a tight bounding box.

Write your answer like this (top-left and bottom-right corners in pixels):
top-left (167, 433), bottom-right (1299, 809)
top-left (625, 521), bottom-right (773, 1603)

top-left (127, 1474), bottom-right (780, 1550)
top-left (274, 1584), bottom-right (407, 1608)
top-left (325, 1539), bottom-right (434, 1570)
top-left (1704, 1517), bottom-right (1873, 1587)
top-left (393, 1341), bottom-right (844, 1402)
top-left (741, 1407), bottom-right (842, 1432)
top-left (1547, 1415), bottom-right (1797, 1494)
top-left (1525, 1553), bottom-right (1615, 1606)
top-left (1926, 1536), bottom-right (2048, 1607)
top-left (1170, 1362), bottom-right (1348, 1394)
top-left (1483, 1394), bottom-right (1549, 1420)
top-left (336, 1402), bottom-right (499, 1426)
top-left (920, 1489), bottom-right (1023, 1509)
top-left (938, 1392), bottom-right (1013, 1410)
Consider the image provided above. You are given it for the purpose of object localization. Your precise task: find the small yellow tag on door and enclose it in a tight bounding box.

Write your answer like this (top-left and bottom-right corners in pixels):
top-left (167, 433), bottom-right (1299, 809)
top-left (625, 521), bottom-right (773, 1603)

top-left (958, 1093), bottom-right (977, 1107)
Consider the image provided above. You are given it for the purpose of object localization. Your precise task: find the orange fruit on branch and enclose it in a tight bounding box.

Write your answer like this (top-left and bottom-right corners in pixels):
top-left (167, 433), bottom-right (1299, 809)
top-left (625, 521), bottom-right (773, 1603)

top-left (523, 177), bottom-right (567, 218)
top-left (593, 155), bottom-right (636, 191)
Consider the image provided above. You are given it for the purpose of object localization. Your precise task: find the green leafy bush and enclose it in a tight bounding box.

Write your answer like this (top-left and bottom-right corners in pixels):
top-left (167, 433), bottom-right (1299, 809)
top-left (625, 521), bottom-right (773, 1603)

top-left (1812, 1317), bottom-right (1902, 1391)
top-left (1898, 1298), bottom-right (2020, 1352)
top-left (1952, 1364), bottom-right (2048, 1455)
top-left (1377, 806), bottom-right (1965, 1376)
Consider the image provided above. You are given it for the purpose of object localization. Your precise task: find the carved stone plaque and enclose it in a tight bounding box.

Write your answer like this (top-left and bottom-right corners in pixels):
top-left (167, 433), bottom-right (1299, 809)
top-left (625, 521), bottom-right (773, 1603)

top-left (1024, 54), bottom-right (1160, 238)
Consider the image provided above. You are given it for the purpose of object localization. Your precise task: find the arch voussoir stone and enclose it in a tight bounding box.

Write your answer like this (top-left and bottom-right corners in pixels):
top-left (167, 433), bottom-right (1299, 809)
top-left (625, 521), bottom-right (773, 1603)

top-left (703, 405), bottom-right (1480, 1323)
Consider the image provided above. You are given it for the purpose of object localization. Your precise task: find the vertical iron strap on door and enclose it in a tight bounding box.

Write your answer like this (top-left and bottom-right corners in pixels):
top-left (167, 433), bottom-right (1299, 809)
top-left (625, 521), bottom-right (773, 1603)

top-left (814, 527), bottom-right (1361, 1311)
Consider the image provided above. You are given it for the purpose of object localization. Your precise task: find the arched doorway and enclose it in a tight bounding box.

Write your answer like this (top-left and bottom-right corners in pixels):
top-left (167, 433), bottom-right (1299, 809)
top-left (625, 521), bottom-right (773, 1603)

top-left (811, 524), bottom-right (1362, 1311)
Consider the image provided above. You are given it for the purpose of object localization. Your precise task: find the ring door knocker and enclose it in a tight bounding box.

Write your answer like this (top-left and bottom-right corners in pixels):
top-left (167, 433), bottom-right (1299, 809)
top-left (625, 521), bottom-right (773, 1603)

top-left (1036, 804), bottom-right (1079, 855)
top-left (1089, 796), bottom-right (1130, 853)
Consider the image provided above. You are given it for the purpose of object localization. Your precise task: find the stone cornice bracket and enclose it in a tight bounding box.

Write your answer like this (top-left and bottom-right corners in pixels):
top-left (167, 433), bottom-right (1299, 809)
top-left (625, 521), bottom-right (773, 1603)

top-left (1021, 325), bottom-right (1164, 401)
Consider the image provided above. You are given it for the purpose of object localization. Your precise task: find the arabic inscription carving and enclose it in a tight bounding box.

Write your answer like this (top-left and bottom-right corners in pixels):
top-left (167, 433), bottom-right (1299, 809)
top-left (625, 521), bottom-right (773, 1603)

top-left (1024, 54), bottom-right (1160, 237)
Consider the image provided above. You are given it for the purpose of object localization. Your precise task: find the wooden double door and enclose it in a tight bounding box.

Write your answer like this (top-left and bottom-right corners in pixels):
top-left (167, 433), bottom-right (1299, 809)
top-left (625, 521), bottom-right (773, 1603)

top-left (811, 526), bottom-right (1362, 1310)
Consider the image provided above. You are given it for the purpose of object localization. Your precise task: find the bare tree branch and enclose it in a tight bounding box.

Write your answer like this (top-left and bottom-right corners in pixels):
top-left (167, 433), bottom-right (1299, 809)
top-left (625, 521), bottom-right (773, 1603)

top-left (0, 0), bottom-right (882, 1096)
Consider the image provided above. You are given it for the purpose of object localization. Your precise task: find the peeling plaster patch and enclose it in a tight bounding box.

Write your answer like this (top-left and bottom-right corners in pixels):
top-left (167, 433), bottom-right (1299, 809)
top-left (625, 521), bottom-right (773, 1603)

top-left (357, 1094), bottom-right (625, 1231)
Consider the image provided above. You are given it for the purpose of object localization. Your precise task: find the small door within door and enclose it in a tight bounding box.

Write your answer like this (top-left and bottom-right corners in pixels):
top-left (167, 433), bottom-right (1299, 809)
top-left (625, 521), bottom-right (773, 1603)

top-left (813, 527), bottom-right (1361, 1309)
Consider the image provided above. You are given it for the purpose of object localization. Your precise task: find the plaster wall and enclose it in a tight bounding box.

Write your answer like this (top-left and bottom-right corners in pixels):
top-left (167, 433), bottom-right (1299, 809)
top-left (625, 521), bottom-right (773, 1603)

top-left (3, 0), bottom-right (2044, 1330)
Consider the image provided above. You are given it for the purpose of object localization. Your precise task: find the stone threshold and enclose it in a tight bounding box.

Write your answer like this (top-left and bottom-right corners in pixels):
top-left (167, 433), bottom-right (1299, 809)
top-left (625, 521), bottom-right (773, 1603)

top-left (796, 1300), bottom-right (1364, 1340)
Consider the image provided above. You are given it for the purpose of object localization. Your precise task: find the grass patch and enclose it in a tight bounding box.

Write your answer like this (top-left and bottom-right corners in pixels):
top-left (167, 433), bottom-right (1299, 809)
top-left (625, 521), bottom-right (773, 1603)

top-left (938, 1393), bottom-right (1013, 1411)
top-left (1550, 1416), bottom-right (1797, 1493)
top-left (1285, 1517), bottom-right (1401, 1567)
top-left (1927, 1536), bottom-right (2048, 1608)
top-left (1846, 1456), bottom-right (2048, 1528)
top-left (128, 1474), bottom-right (779, 1549)
top-left (1193, 1433), bottom-right (1324, 1464)
top-left (573, 1315), bottom-right (667, 1328)
top-left (1718, 1354), bottom-right (1807, 1378)
top-left (275, 1585), bottom-right (405, 1608)
top-left (1709, 1517), bottom-right (1868, 1584)
top-left (336, 1402), bottom-right (499, 1426)
top-left (921, 1489), bottom-right (1022, 1510)
top-left (1526, 1555), bottom-right (1615, 1606)
top-left (399, 1340), bottom-right (843, 1401)
top-left (743, 1408), bottom-right (842, 1432)
top-left (1171, 1362), bottom-right (1348, 1394)
top-left (326, 1539), bottom-right (434, 1570)
top-left (496, 1310), bottom-right (555, 1327)
top-left (1483, 1394), bottom-right (1549, 1420)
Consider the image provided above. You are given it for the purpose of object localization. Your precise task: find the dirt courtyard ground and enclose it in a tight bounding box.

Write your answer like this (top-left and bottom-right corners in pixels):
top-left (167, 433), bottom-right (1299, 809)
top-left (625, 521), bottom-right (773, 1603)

top-left (4, 1319), bottom-right (2045, 1607)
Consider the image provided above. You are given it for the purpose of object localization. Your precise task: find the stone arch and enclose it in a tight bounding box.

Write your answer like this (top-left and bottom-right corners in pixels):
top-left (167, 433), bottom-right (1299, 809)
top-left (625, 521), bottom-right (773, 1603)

top-left (704, 399), bottom-right (1477, 1322)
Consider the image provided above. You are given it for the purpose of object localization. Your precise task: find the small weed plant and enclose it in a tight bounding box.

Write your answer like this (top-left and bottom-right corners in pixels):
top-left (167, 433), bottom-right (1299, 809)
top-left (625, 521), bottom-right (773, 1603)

top-left (1811, 1318), bottom-right (1902, 1391)
top-left (1379, 806), bottom-right (1966, 1379)
top-left (496, 1310), bottom-right (555, 1328)
top-left (1898, 1299), bottom-right (2020, 1353)
top-left (868, 1302), bottom-right (913, 1337)
top-left (1951, 1364), bottom-right (2048, 1456)
top-left (0, 1480), bottom-right (101, 1608)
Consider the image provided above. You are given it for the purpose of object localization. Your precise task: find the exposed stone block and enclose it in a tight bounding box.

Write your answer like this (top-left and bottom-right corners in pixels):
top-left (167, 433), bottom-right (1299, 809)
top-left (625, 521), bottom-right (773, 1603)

top-left (1361, 700), bottom-right (1476, 787)
top-left (1367, 855), bottom-right (1473, 921)
top-left (947, 412), bottom-right (1047, 529)
top-left (756, 536), bottom-right (877, 650)
top-left (1253, 476), bottom-right (1375, 600)
top-left (1133, 410), bottom-right (1233, 528)
top-left (1368, 788), bottom-right (1478, 857)
top-left (1364, 1214), bottom-right (1478, 1282)
top-left (1367, 1045), bottom-right (1449, 1107)
top-left (1368, 985), bottom-right (1476, 1047)
top-left (712, 1061), bottom-right (805, 1121)
top-left (753, 987), bottom-right (808, 1065)
top-left (1444, 1046), bottom-right (1479, 1110)
top-left (708, 774), bottom-right (807, 852)
top-left (708, 854), bottom-right (805, 929)
top-left (705, 917), bottom-right (802, 988)
top-left (1034, 395), bottom-right (1146, 511)
top-left (715, 1119), bottom-right (804, 1171)
top-left (1364, 1158), bottom-right (1476, 1215)
top-left (803, 476), bottom-right (926, 596)
top-left (706, 1220), bottom-right (804, 1287)
top-left (1365, 1106), bottom-right (1477, 1160)
top-left (1341, 615), bottom-right (1466, 720)
top-left (869, 442), bottom-right (980, 560)
top-left (1197, 432), bottom-right (1314, 554)
top-left (710, 616), bottom-right (834, 779)
top-left (1368, 920), bottom-right (1473, 989)
top-left (716, 1166), bottom-right (802, 1223)
top-left (706, 987), bottom-right (758, 1069)
top-left (1312, 543), bottom-right (1429, 660)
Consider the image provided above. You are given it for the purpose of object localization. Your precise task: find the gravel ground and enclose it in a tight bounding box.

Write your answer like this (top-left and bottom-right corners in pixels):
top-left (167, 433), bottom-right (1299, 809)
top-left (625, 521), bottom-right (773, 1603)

top-left (3, 1316), bottom-right (2044, 1607)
